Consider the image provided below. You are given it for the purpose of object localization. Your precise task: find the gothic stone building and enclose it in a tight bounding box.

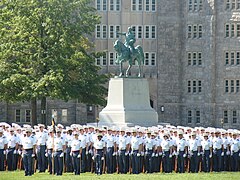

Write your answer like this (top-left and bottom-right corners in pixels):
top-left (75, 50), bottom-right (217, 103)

top-left (1, 0), bottom-right (240, 129)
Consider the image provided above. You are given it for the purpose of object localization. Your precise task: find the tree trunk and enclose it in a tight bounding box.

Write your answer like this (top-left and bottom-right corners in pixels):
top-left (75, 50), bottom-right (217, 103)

top-left (31, 98), bottom-right (37, 126)
top-left (41, 96), bottom-right (47, 126)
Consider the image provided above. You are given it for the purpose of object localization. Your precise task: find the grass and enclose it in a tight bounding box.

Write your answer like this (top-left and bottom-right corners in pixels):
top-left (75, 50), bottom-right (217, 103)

top-left (0, 171), bottom-right (240, 180)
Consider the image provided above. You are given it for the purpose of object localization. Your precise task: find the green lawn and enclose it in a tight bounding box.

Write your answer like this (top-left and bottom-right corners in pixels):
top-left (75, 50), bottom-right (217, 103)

top-left (0, 171), bottom-right (240, 180)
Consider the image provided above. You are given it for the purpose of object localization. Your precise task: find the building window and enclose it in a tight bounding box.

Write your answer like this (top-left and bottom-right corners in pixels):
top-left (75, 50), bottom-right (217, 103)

top-left (236, 80), bottom-right (239, 92)
top-left (238, 0), bottom-right (240, 9)
top-left (237, 52), bottom-right (240, 65)
top-left (198, 52), bottom-right (202, 65)
top-left (144, 25), bottom-right (156, 39)
top-left (196, 110), bottom-right (200, 123)
top-left (231, 80), bottom-right (235, 93)
top-left (62, 109), bottom-right (67, 123)
top-left (225, 52), bottom-right (229, 65)
top-left (233, 110), bottom-right (237, 123)
top-left (138, 26), bottom-right (142, 38)
top-left (193, 0), bottom-right (198, 11)
top-left (193, 52), bottom-right (197, 65)
top-left (193, 80), bottom-right (197, 93)
top-left (96, 0), bottom-right (101, 10)
top-left (188, 52), bottom-right (192, 65)
top-left (132, 0), bottom-right (143, 11)
top-left (96, 0), bottom-right (108, 11)
top-left (151, 53), bottom-right (156, 66)
top-left (109, 25), bottom-right (114, 38)
top-left (199, 0), bottom-right (203, 10)
top-left (103, 0), bottom-right (107, 11)
top-left (231, 24), bottom-right (235, 37)
top-left (188, 81), bottom-right (191, 93)
top-left (109, 52), bottom-right (116, 65)
top-left (25, 110), bottom-right (31, 122)
top-left (132, 0), bottom-right (136, 11)
top-left (109, 0), bottom-right (121, 11)
top-left (102, 25), bottom-right (107, 38)
top-left (223, 110), bottom-right (228, 123)
top-left (188, 110), bottom-right (192, 123)
top-left (225, 24), bottom-right (230, 37)
top-left (145, 26), bottom-right (150, 39)
top-left (237, 24), bottom-right (240, 37)
top-left (188, 80), bottom-right (202, 93)
top-left (151, 26), bottom-right (156, 38)
top-left (233, 0), bottom-right (236, 9)
top-left (109, 25), bottom-right (121, 39)
top-left (193, 25), bottom-right (197, 38)
top-left (96, 53), bottom-right (107, 66)
top-left (231, 52), bottom-right (235, 65)
top-left (145, 52), bottom-right (149, 65)
top-left (96, 25), bottom-right (101, 38)
top-left (187, 24), bottom-right (202, 39)
top-left (198, 80), bottom-right (202, 92)
top-left (188, 0), bottom-right (193, 11)
top-left (15, 109), bottom-right (21, 122)
top-left (87, 105), bottom-right (94, 115)
top-left (152, 0), bottom-right (156, 11)
top-left (225, 80), bottom-right (229, 93)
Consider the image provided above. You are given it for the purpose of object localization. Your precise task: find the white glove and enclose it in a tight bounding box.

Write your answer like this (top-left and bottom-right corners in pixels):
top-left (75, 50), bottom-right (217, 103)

top-left (21, 153), bottom-right (24, 158)
top-left (3, 150), bottom-right (6, 155)
top-left (151, 153), bottom-right (155, 157)
top-left (92, 156), bottom-right (95, 160)
top-left (85, 151), bottom-right (88, 155)
top-left (145, 152), bottom-right (148, 155)
top-left (197, 152), bottom-right (201, 156)
top-left (155, 153), bottom-right (158, 157)
top-left (18, 150), bottom-right (22, 155)
top-left (70, 152), bottom-right (73, 156)
top-left (183, 154), bottom-right (186, 158)
top-left (226, 151), bottom-right (230, 155)
top-left (169, 154), bottom-right (172, 158)
top-left (13, 150), bottom-right (17, 154)
top-left (239, 153), bottom-right (240, 157)
top-left (137, 153), bottom-right (141, 157)
top-left (159, 152), bottom-right (163, 156)
top-left (125, 152), bottom-right (128, 156)
top-left (112, 152), bottom-right (116, 156)
top-left (77, 154), bottom-right (81, 158)
top-left (101, 157), bottom-right (104, 160)
top-left (59, 152), bottom-right (64, 157)
top-left (221, 152), bottom-right (224, 156)
top-left (175, 152), bottom-right (179, 156)
top-left (88, 149), bottom-right (93, 154)
top-left (45, 153), bottom-right (48, 157)
top-left (209, 154), bottom-right (212, 158)
top-left (31, 154), bottom-right (35, 157)
top-left (141, 152), bottom-right (144, 156)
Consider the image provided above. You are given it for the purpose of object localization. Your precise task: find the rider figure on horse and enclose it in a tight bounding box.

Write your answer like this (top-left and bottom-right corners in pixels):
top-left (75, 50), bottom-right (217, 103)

top-left (117, 27), bottom-right (136, 59)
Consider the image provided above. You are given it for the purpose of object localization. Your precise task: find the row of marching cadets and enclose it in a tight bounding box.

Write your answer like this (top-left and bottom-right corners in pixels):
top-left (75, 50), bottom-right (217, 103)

top-left (0, 122), bottom-right (240, 176)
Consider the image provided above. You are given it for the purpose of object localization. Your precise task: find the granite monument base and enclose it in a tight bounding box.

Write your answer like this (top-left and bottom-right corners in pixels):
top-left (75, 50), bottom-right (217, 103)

top-left (99, 77), bottom-right (158, 127)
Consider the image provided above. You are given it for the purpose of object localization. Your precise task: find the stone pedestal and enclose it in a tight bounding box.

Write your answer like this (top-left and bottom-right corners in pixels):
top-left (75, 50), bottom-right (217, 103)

top-left (99, 78), bottom-right (158, 127)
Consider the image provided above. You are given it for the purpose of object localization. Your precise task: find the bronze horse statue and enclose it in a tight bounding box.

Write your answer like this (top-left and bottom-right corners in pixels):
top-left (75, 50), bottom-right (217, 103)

top-left (114, 40), bottom-right (144, 77)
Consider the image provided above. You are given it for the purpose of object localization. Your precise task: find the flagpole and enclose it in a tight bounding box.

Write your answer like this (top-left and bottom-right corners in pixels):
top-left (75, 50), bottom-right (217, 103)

top-left (52, 115), bottom-right (56, 176)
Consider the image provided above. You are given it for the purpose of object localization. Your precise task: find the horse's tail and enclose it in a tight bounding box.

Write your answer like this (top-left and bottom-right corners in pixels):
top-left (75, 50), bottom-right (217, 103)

top-left (136, 46), bottom-right (144, 65)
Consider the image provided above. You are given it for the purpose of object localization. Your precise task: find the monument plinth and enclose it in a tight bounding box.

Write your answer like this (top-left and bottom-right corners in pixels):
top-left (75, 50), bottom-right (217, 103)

top-left (99, 78), bottom-right (158, 127)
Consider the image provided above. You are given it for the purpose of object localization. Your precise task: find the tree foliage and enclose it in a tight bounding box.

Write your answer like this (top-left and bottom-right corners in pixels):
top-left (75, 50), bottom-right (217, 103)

top-left (0, 0), bottom-right (107, 106)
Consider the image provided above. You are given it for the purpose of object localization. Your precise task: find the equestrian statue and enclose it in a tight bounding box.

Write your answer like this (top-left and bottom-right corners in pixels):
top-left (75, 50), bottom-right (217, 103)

top-left (114, 27), bottom-right (144, 77)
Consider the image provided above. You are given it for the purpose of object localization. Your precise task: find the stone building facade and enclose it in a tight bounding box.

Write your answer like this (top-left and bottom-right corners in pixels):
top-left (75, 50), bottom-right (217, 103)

top-left (1, 0), bottom-right (240, 129)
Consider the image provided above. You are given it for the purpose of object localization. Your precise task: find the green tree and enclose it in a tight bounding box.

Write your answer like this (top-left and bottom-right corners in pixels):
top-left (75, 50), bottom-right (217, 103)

top-left (0, 0), bottom-right (108, 125)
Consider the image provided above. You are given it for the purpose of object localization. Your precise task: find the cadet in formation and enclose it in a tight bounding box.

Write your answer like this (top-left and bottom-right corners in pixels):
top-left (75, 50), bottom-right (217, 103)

top-left (0, 122), bottom-right (240, 176)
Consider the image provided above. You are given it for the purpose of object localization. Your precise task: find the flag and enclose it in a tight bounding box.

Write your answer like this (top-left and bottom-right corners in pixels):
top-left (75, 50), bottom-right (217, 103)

top-left (52, 117), bottom-right (56, 133)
